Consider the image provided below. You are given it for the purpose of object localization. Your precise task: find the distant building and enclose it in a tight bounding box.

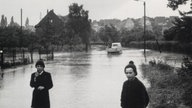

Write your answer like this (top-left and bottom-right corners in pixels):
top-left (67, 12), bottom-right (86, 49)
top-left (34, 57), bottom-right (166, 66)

top-left (154, 17), bottom-right (167, 26)
top-left (35, 10), bottom-right (66, 36)
top-left (119, 18), bottom-right (135, 31)
top-left (24, 25), bottom-right (35, 32)
top-left (92, 21), bottom-right (102, 32)
top-left (138, 17), bottom-right (153, 31)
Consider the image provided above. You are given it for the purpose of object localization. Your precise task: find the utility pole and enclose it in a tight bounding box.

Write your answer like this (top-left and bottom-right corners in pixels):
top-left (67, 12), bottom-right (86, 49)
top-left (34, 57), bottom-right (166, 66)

top-left (21, 8), bottom-right (23, 30)
top-left (134, 0), bottom-right (147, 62)
top-left (21, 8), bottom-right (25, 64)
top-left (0, 50), bottom-right (3, 68)
top-left (143, 1), bottom-right (146, 62)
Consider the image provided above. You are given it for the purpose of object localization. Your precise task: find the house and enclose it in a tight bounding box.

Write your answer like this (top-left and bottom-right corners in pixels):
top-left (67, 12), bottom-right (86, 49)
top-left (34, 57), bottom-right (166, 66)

top-left (35, 9), bottom-right (65, 36)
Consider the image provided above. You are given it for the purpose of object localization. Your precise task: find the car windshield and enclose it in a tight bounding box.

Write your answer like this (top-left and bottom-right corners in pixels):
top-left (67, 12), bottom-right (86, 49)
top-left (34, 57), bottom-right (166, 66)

top-left (113, 44), bottom-right (118, 46)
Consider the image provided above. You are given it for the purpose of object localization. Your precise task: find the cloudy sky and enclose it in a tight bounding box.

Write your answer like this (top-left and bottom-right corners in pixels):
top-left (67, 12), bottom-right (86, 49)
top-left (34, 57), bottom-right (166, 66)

top-left (0, 0), bottom-right (190, 25)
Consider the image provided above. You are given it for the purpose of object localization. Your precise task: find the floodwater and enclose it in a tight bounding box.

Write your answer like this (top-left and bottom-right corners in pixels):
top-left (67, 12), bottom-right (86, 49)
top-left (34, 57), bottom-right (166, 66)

top-left (0, 47), bottom-right (185, 108)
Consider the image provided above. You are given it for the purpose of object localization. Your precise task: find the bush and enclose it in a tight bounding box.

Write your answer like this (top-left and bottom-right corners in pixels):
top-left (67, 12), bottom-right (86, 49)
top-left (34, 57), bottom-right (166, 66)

top-left (128, 41), bottom-right (192, 55)
top-left (177, 68), bottom-right (192, 107)
top-left (141, 61), bottom-right (184, 108)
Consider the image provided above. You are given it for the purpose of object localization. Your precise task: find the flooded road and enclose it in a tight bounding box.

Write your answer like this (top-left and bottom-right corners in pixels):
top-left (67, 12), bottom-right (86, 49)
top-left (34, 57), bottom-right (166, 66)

top-left (0, 48), bottom-right (185, 108)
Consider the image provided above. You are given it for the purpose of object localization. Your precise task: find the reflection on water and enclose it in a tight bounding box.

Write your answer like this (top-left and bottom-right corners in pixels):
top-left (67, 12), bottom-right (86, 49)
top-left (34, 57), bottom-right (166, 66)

top-left (0, 48), bottom-right (186, 108)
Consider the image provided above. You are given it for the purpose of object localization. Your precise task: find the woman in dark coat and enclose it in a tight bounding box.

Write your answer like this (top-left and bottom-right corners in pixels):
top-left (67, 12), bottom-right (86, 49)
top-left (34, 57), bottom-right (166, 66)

top-left (121, 61), bottom-right (149, 108)
top-left (30, 60), bottom-right (53, 108)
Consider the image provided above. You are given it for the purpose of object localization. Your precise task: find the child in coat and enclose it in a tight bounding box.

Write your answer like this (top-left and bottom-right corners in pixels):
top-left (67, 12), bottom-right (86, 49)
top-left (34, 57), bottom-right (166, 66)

top-left (121, 61), bottom-right (149, 108)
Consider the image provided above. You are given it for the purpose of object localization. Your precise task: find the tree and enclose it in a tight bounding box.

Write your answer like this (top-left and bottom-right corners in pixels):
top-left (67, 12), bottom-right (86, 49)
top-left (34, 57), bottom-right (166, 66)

top-left (163, 16), bottom-right (192, 43)
top-left (25, 17), bottom-right (29, 27)
top-left (153, 25), bottom-right (163, 40)
top-left (90, 29), bottom-right (100, 43)
top-left (9, 16), bottom-right (19, 27)
top-left (4, 17), bottom-right (7, 27)
top-left (0, 26), bottom-right (20, 48)
top-left (163, 27), bottom-right (176, 41)
top-left (167, 0), bottom-right (192, 43)
top-left (98, 25), bottom-right (120, 45)
top-left (120, 28), bottom-right (143, 46)
top-left (167, 0), bottom-right (192, 14)
top-left (66, 3), bottom-right (91, 51)
top-left (98, 27), bottom-right (110, 44)
top-left (173, 16), bottom-right (192, 43)
top-left (105, 25), bottom-right (120, 42)
top-left (9, 16), bottom-right (14, 27)
top-left (25, 31), bottom-right (39, 63)
top-left (0, 15), bottom-right (7, 28)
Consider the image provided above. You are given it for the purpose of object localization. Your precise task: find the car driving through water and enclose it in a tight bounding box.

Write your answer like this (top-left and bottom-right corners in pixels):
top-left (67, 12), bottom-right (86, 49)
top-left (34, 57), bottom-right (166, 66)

top-left (107, 42), bottom-right (122, 54)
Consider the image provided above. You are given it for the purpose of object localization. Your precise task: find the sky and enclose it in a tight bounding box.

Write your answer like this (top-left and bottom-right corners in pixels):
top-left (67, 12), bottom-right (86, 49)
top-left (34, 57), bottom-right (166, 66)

top-left (0, 0), bottom-right (191, 25)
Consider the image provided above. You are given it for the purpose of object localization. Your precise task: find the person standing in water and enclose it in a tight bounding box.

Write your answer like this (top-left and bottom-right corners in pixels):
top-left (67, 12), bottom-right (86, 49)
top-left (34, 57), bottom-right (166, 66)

top-left (30, 60), bottom-right (53, 108)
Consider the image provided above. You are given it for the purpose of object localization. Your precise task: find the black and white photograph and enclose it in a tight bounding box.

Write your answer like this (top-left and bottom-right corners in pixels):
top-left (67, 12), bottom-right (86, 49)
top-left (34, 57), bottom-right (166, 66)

top-left (0, 0), bottom-right (192, 108)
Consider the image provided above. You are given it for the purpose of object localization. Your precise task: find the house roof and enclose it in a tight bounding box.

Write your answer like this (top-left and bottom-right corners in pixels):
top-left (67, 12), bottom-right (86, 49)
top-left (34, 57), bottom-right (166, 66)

top-left (35, 9), bottom-right (66, 28)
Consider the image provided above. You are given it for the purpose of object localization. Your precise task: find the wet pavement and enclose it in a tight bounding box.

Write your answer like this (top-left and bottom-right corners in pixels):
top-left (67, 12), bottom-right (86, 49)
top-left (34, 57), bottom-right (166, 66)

top-left (0, 47), bottom-right (184, 108)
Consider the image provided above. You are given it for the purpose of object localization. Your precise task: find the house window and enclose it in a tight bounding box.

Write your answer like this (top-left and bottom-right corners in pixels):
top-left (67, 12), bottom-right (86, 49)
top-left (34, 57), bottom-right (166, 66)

top-left (50, 19), bottom-right (53, 23)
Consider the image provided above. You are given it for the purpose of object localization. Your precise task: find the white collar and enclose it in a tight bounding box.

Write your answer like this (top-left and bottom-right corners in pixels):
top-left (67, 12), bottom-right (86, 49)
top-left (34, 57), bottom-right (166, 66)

top-left (39, 71), bottom-right (44, 75)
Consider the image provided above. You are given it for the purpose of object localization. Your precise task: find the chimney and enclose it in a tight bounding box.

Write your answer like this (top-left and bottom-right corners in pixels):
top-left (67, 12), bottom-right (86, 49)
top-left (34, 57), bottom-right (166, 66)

top-left (47, 9), bottom-right (49, 14)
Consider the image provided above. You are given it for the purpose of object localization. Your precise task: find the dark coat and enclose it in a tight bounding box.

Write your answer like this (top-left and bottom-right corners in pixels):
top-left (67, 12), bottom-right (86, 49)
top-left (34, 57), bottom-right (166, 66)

top-left (121, 77), bottom-right (149, 108)
top-left (30, 71), bottom-right (53, 108)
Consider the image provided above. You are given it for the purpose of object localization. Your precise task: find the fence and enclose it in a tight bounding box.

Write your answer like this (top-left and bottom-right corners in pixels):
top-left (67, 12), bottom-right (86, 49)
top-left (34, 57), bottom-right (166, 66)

top-left (0, 48), bottom-right (54, 69)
